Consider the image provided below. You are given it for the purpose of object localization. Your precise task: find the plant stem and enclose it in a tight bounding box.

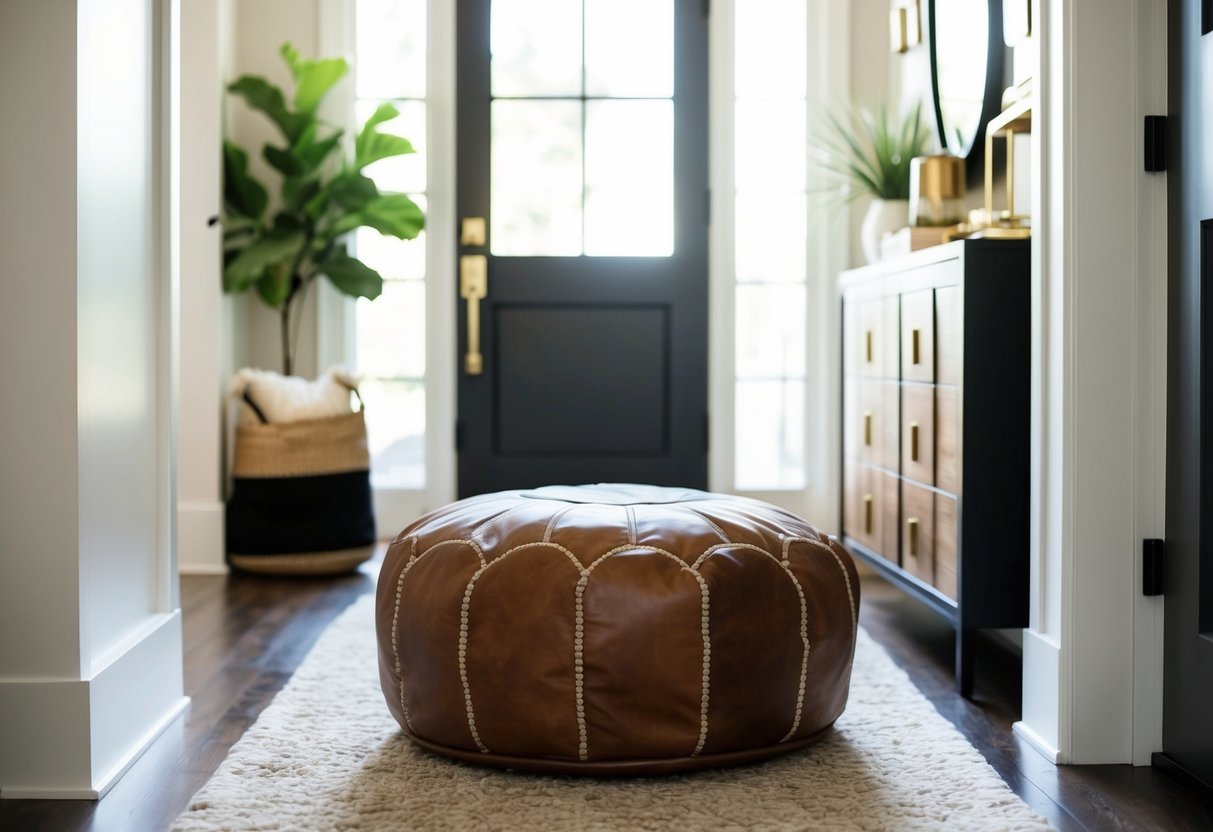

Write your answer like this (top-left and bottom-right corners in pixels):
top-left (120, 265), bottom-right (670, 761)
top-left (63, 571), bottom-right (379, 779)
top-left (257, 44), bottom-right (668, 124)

top-left (280, 301), bottom-right (293, 376)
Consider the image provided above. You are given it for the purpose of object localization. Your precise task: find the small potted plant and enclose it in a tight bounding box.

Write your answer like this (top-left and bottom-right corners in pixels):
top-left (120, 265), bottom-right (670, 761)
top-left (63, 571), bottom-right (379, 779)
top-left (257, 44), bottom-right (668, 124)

top-left (813, 101), bottom-right (932, 263)
top-left (221, 43), bottom-right (424, 575)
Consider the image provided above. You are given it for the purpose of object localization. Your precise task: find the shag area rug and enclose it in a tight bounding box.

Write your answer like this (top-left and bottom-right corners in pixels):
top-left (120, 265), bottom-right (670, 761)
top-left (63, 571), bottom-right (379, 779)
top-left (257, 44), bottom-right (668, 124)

top-left (173, 595), bottom-right (1051, 831)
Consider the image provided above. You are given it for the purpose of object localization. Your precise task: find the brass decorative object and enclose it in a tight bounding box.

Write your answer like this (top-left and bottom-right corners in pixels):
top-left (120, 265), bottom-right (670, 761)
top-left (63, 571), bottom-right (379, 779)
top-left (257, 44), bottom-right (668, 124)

top-left (909, 154), bottom-right (965, 226)
top-left (971, 95), bottom-right (1032, 240)
top-left (460, 255), bottom-right (488, 375)
top-left (890, 1), bottom-right (921, 53)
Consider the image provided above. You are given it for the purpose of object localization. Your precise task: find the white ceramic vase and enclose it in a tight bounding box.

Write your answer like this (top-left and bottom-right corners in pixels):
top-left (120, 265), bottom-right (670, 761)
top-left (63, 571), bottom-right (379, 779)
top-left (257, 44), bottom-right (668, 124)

top-left (860, 198), bottom-right (909, 264)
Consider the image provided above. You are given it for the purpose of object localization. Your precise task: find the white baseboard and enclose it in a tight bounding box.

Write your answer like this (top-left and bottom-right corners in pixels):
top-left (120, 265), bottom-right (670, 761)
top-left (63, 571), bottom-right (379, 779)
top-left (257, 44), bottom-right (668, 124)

top-left (178, 500), bottom-right (227, 574)
top-left (0, 612), bottom-right (187, 799)
top-left (1013, 719), bottom-right (1062, 764)
top-left (1018, 627), bottom-right (1064, 763)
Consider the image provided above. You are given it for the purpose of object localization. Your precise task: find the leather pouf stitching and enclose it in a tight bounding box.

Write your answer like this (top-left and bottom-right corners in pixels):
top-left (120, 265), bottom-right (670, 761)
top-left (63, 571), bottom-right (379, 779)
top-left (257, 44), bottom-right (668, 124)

top-left (375, 483), bottom-right (860, 775)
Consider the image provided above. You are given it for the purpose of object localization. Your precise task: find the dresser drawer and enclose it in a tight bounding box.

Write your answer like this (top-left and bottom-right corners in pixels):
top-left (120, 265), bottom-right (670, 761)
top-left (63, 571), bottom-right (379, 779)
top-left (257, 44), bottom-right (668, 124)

top-left (843, 464), bottom-right (899, 562)
top-left (935, 285), bottom-right (962, 385)
top-left (936, 386), bottom-right (960, 494)
top-left (844, 380), bottom-right (898, 468)
top-left (901, 289), bottom-right (935, 382)
top-left (901, 480), bottom-right (935, 584)
top-left (935, 494), bottom-right (958, 600)
top-left (846, 299), bottom-right (899, 379)
top-left (901, 383), bottom-right (935, 485)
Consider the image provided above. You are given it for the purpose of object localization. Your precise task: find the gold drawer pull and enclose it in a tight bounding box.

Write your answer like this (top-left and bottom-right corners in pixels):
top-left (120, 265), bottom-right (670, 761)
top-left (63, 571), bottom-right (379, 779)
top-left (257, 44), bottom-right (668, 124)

top-left (910, 420), bottom-right (919, 461)
top-left (911, 328), bottom-right (922, 365)
top-left (864, 494), bottom-right (873, 534)
top-left (907, 516), bottom-right (919, 557)
top-left (863, 410), bottom-right (873, 446)
top-left (865, 330), bottom-right (874, 363)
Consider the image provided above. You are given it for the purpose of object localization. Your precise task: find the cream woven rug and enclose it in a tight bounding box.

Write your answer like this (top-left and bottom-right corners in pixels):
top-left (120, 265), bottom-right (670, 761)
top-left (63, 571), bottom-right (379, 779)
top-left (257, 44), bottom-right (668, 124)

top-left (172, 595), bottom-right (1051, 831)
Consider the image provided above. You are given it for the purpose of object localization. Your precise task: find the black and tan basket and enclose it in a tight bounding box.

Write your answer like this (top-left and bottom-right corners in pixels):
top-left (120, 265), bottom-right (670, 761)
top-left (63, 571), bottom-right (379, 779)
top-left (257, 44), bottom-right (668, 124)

top-left (225, 388), bottom-right (375, 576)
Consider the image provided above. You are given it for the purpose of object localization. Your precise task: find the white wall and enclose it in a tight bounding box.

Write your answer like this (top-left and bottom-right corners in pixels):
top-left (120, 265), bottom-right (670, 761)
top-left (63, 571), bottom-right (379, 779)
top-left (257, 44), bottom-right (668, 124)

top-left (0, 0), bottom-right (187, 798)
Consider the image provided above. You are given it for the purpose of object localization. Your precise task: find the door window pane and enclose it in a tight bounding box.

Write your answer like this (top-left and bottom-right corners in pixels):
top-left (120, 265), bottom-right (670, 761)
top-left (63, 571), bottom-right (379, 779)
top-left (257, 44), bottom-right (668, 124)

top-left (491, 0), bottom-right (582, 96)
top-left (584, 0), bottom-right (673, 97)
top-left (585, 100), bottom-right (673, 256)
top-left (491, 100), bottom-right (584, 256)
top-left (356, 0), bottom-right (426, 99)
top-left (734, 100), bottom-right (807, 192)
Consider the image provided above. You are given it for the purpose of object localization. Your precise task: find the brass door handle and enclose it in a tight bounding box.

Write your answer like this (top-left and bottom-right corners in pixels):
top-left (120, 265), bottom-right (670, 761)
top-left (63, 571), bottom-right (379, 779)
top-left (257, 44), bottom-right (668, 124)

top-left (910, 420), bottom-right (919, 461)
top-left (863, 410), bottom-right (873, 446)
top-left (863, 494), bottom-right (873, 534)
top-left (461, 255), bottom-right (487, 375)
top-left (911, 328), bottom-right (921, 365)
top-left (865, 330), bottom-right (874, 363)
top-left (907, 517), bottom-right (919, 557)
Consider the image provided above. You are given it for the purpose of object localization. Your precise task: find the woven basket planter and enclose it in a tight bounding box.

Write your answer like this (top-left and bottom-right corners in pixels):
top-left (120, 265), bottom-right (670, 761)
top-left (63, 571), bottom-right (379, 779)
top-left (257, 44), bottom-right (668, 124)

top-left (226, 403), bottom-right (375, 576)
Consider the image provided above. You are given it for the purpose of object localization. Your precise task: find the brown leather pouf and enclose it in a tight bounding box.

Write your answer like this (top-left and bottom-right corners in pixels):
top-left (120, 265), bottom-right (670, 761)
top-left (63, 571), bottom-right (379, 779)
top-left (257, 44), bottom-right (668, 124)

top-left (375, 484), bottom-right (859, 775)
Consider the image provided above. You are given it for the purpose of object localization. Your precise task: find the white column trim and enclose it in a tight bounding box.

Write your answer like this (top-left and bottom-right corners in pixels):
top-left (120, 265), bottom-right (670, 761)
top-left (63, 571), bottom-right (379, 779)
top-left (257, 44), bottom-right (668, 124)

top-left (1015, 0), bottom-right (1167, 765)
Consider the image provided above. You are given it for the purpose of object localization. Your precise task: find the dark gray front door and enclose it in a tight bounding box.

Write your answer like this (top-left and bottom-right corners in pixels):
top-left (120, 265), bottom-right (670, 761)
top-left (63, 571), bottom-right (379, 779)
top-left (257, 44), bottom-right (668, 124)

top-left (455, 0), bottom-right (709, 497)
top-left (1163, 0), bottom-right (1213, 787)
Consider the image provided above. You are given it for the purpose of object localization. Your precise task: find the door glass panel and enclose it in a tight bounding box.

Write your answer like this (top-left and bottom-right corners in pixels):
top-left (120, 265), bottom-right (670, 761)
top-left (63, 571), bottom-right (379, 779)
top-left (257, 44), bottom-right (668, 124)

top-left (584, 0), bottom-right (673, 97)
top-left (491, 100), bottom-right (583, 256)
top-left (491, 0), bottom-right (583, 96)
top-left (489, 0), bottom-right (675, 257)
top-left (585, 100), bottom-right (673, 256)
top-left (355, 0), bottom-right (426, 99)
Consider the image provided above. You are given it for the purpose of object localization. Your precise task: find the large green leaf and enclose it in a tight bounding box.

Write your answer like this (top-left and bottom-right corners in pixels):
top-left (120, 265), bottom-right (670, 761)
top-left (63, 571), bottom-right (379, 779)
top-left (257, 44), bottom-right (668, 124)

top-left (264, 143), bottom-right (302, 177)
top-left (228, 75), bottom-right (308, 142)
top-left (329, 172), bottom-right (380, 211)
top-left (318, 253), bottom-right (384, 300)
top-left (280, 43), bottom-right (348, 114)
top-left (222, 141), bottom-right (267, 221)
top-left (331, 193), bottom-right (425, 238)
top-left (223, 230), bottom-right (304, 293)
top-left (355, 102), bottom-right (415, 170)
top-left (256, 262), bottom-right (293, 308)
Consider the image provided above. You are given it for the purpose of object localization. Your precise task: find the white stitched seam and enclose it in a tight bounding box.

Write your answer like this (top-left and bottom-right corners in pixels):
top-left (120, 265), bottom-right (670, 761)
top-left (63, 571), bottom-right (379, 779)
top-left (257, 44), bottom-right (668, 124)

top-left (390, 536), bottom-right (436, 733)
top-left (469, 503), bottom-right (531, 544)
top-left (543, 506), bottom-right (573, 543)
top-left (692, 570), bottom-right (712, 756)
top-left (685, 506), bottom-right (730, 542)
top-left (625, 505), bottom-right (637, 545)
top-left (573, 572), bottom-right (590, 760)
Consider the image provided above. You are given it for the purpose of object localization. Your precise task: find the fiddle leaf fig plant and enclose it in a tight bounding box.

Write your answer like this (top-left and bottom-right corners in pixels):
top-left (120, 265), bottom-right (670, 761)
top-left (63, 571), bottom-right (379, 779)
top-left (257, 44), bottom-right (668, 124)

top-left (223, 43), bottom-right (424, 376)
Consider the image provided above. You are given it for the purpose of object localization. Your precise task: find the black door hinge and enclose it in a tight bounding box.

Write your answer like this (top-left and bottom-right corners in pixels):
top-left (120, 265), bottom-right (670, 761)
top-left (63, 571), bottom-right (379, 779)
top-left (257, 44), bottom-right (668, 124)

top-left (1144, 116), bottom-right (1167, 172)
top-left (455, 419), bottom-right (465, 452)
top-left (1143, 538), bottom-right (1165, 595)
top-left (703, 411), bottom-right (710, 451)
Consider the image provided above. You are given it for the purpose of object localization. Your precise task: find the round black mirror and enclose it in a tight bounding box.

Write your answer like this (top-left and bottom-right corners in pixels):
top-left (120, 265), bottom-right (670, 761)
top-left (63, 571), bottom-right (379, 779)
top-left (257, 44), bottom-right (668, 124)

top-left (929, 0), bottom-right (1005, 181)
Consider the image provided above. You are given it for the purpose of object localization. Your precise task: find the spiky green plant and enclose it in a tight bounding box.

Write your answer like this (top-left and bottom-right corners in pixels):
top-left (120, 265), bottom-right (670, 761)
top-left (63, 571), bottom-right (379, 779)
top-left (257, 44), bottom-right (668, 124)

top-left (223, 43), bottom-right (424, 376)
top-left (812, 101), bottom-right (933, 202)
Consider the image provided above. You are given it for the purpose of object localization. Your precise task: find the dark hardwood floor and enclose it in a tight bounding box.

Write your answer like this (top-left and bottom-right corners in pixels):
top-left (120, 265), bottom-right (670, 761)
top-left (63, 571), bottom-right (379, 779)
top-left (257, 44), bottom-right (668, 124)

top-left (2, 563), bottom-right (1211, 831)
